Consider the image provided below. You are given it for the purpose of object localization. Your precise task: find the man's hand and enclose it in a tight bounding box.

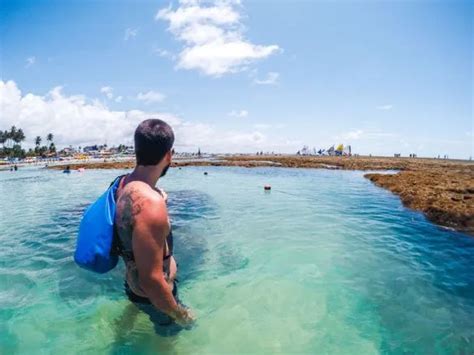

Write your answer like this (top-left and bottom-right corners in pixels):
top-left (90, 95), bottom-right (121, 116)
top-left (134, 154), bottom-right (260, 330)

top-left (172, 305), bottom-right (196, 327)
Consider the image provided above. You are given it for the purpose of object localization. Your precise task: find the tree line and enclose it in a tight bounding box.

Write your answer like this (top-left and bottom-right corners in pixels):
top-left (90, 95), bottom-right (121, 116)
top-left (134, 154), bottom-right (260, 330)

top-left (0, 126), bottom-right (56, 159)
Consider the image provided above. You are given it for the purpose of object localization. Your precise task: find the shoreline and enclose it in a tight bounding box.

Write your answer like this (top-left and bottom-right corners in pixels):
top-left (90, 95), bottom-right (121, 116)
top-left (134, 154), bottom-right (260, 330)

top-left (38, 155), bottom-right (474, 236)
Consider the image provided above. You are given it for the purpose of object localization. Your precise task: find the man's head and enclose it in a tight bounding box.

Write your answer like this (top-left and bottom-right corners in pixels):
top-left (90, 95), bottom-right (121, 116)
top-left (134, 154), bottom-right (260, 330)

top-left (134, 119), bottom-right (174, 175)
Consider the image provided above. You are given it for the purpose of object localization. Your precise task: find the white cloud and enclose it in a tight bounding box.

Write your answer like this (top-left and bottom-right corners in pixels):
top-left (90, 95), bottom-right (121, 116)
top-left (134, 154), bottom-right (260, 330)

top-left (1, 80), bottom-right (302, 153)
top-left (25, 56), bottom-right (36, 68)
top-left (124, 28), bottom-right (139, 41)
top-left (100, 87), bottom-right (124, 103)
top-left (154, 48), bottom-right (175, 59)
top-left (227, 131), bottom-right (264, 144)
top-left (100, 86), bottom-right (114, 100)
top-left (376, 104), bottom-right (393, 110)
top-left (341, 129), bottom-right (364, 140)
top-left (253, 72), bottom-right (279, 85)
top-left (156, 0), bottom-right (280, 76)
top-left (137, 91), bottom-right (166, 104)
top-left (253, 123), bottom-right (271, 129)
top-left (338, 129), bottom-right (398, 141)
top-left (253, 123), bottom-right (286, 130)
top-left (1, 80), bottom-right (163, 147)
top-left (228, 109), bottom-right (248, 118)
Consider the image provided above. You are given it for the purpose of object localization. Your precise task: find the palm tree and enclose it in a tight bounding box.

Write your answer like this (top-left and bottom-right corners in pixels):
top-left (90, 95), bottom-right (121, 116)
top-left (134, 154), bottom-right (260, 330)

top-left (0, 131), bottom-right (6, 148)
top-left (8, 126), bottom-right (18, 147)
top-left (2, 126), bottom-right (15, 149)
top-left (0, 131), bottom-right (7, 157)
top-left (35, 136), bottom-right (42, 154)
top-left (46, 133), bottom-right (54, 153)
top-left (15, 129), bottom-right (25, 144)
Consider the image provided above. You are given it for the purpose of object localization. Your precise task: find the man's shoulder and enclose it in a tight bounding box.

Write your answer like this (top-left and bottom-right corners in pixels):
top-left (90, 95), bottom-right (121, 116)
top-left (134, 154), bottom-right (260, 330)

top-left (123, 182), bottom-right (168, 227)
top-left (121, 181), bottom-right (161, 203)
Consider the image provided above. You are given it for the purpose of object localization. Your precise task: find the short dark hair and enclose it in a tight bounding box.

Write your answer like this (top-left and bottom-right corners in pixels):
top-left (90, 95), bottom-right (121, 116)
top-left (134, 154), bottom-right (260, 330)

top-left (134, 119), bottom-right (174, 166)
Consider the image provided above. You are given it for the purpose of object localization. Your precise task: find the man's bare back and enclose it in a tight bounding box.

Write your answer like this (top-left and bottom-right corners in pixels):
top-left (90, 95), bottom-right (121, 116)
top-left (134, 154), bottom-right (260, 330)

top-left (116, 180), bottom-right (176, 293)
top-left (115, 178), bottom-right (193, 326)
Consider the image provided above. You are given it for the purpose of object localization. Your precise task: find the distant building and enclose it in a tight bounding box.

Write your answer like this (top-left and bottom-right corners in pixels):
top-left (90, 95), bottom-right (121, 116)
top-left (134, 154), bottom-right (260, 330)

top-left (83, 145), bottom-right (99, 153)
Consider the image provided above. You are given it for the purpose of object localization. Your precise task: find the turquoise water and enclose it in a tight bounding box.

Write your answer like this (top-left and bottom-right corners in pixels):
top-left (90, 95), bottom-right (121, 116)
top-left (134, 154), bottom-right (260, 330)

top-left (1, 167), bottom-right (473, 354)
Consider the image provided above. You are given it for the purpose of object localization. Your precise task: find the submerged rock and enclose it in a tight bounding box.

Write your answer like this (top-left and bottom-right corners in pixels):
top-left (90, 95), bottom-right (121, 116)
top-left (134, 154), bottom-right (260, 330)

top-left (365, 168), bottom-right (474, 236)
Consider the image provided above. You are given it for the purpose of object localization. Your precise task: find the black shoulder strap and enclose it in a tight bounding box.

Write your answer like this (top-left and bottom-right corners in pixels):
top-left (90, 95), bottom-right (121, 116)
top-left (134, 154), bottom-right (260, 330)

top-left (109, 174), bottom-right (126, 188)
top-left (110, 175), bottom-right (127, 257)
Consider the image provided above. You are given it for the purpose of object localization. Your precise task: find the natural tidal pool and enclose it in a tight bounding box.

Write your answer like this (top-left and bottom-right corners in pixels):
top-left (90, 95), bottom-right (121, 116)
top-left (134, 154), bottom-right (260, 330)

top-left (1, 166), bottom-right (473, 354)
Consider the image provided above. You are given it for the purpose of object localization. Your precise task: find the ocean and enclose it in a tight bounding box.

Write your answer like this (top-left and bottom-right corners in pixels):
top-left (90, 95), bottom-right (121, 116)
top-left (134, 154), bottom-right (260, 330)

top-left (1, 166), bottom-right (473, 354)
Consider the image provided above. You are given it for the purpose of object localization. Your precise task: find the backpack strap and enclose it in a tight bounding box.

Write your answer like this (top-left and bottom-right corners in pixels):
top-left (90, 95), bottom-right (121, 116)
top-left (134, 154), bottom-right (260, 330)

top-left (110, 175), bottom-right (127, 257)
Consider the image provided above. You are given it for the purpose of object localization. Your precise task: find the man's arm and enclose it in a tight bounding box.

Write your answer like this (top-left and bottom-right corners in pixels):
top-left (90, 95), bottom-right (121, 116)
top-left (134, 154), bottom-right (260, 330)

top-left (132, 195), bottom-right (193, 325)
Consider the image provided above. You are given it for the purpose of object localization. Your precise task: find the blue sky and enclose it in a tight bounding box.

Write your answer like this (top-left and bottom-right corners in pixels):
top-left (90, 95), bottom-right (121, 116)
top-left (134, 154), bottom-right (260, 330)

top-left (1, 0), bottom-right (472, 158)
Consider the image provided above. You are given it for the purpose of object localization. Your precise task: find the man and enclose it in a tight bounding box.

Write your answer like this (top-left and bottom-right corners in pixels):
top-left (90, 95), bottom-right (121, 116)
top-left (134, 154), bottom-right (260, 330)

top-left (114, 119), bottom-right (194, 327)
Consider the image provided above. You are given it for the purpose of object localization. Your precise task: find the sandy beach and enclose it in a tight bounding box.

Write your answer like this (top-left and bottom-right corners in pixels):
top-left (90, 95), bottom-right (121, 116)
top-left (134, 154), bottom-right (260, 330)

top-left (45, 155), bottom-right (474, 236)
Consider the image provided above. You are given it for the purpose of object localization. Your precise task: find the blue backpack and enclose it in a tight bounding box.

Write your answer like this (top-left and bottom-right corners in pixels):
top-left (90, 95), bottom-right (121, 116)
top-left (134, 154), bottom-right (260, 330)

top-left (74, 175), bottom-right (124, 273)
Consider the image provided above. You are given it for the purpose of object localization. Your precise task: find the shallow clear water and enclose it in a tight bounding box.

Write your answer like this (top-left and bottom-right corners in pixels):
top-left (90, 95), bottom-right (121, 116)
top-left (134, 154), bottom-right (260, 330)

top-left (1, 167), bottom-right (473, 354)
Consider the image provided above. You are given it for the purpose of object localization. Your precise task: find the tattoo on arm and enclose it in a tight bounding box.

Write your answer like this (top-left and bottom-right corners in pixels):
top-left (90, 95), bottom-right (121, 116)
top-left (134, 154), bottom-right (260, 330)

top-left (117, 188), bottom-right (144, 235)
